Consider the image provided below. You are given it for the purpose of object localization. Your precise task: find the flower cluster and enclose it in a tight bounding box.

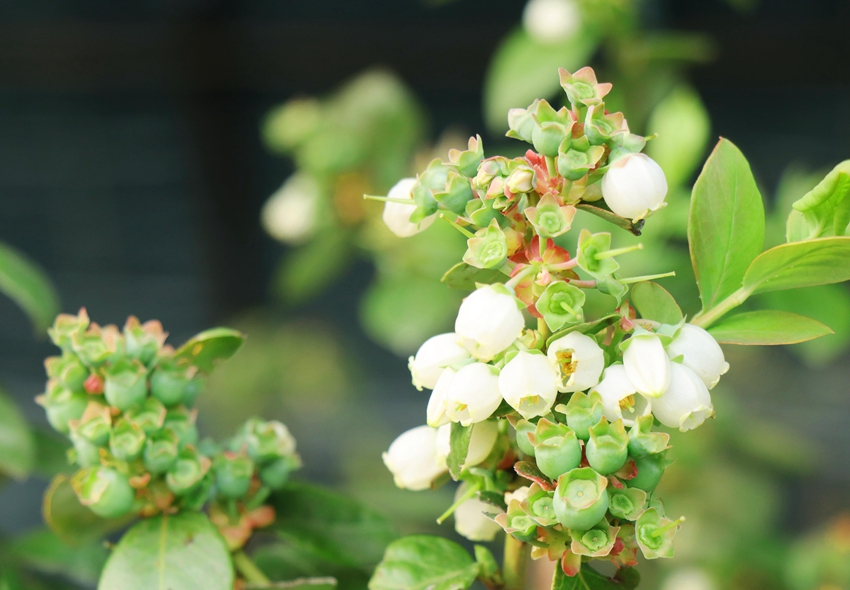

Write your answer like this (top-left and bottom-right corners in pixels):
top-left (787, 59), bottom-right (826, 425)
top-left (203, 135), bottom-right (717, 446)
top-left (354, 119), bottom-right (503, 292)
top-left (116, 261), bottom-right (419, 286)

top-left (379, 67), bottom-right (728, 577)
top-left (37, 310), bottom-right (300, 547)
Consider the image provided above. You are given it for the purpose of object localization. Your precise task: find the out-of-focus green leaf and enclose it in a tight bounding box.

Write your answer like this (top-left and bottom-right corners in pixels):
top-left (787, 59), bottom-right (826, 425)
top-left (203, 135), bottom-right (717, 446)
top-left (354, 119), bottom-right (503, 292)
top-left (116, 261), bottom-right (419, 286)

top-left (275, 229), bottom-right (354, 305)
top-left (630, 281), bottom-right (683, 324)
top-left (551, 565), bottom-right (640, 589)
top-left (441, 262), bottom-right (505, 291)
top-left (247, 579), bottom-right (337, 590)
top-left (0, 241), bottom-right (60, 333)
top-left (0, 390), bottom-right (34, 479)
top-left (12, 528), bottom-right (107, 586)
top-left (43, 475), bottom-right (133, 546)
top-left (253, 544), bottom-right (367, 590)
top-left (368, 535), bottom-right (478, 590)
top-left (742, 237), bottom-right (850, 294)
top-left (447, 423), bottom-right (472, 480)
top-left (174, 327), bottom-right (246, 374)
top-left (483, 27), bottom-right (598, 132)
top-left (646, 85), bottom-right (710, 189)
top-left (708, 310), bottom-right (832, 345)
top-left (689, 139), bottom-right (765, 310)
top-left (98, 513), bottom-right (233, 590)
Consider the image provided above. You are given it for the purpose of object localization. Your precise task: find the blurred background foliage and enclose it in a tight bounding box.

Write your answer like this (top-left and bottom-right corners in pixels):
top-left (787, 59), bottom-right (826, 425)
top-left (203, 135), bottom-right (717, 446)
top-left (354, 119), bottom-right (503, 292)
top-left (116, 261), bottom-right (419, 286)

top-left (1, 0), bottom-right (850, 589)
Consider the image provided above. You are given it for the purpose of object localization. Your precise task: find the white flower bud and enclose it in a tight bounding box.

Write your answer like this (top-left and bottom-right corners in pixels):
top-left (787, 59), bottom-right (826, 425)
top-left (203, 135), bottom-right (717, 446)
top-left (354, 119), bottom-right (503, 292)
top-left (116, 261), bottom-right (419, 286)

top-left (652, 363), bottom-right (713, 432)
top-left (382, 178), bottom-right (436, 238)
top-left (409, 333), bottom-right (471, 391)
top-left (546, 332), bottom-right (605, 393)
top-left (435, 420), bottom-right (499, 467)
top-left (427, 368), bottom-right (455, 428)
top-left (261, 173), bottom-right (320, 244)
top-left (591, 364), bottom-right (651, 426)
top-left (623, 332), bottom-right (671, 398)
top-left (454, 484), bottom-right (501, 541)
top-left (505, 486), bottom-right (530, 505)
top-left (506, 167), bottom-right (535, 194)
top-left (455, 286), bottom-right (525, 361)
top-left (523, 0), bottom-right (581, 44)
top-left (665, 324), bottom-right (729, 390)
top-left (499, 351), bottom-right (558, 419)
top-left (601, 153), bottom-right (668, 221)
top-left (382, 425), bottom-right (446, 491)
top-left (445, 363), bottom-right (503, 426)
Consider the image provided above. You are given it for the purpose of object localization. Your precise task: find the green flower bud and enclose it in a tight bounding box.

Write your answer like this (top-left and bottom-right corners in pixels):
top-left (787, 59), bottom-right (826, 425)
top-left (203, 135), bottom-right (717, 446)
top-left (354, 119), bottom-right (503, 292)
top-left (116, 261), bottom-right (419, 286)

top-left (626, 452), bottom-right (671, 493)
top-left (586, 419), bottom-right (629, 475)
top-left (45, 353), bottom-right (89, 393)
top-left (463, 219), bottom-right (508, 270)
top-left (506, 166), bottom-right (535, 195)
top-left (553, 467), bottom-right (609, 531)
top-left (70, 403), bottom-right (112, 447)
top-left (535, 280), bottom-right (584, 332)
top-left (433, 171), bottom-right (474, 215)
top-left (166, 447), bottom-right (211, 496)
top-left (627, 415), bottom-right (670, 458)
top-left (533, 418), bottom-right (582, 480)
top-left (214, 453), bottom-right (255, 499)
top-left (260, 455), bottom-right (301, 490)
top-left (555, 391), bottom-right (603, 441)
top-left (464, 196), bottom-right (500, 228)
top-left (144, 430), bottom-right (180, 474)
top-left (607, 487), bottom-right (647, 521)
top-left (109, 419), bottom-right (146, 461)
top-left (163, 408), bottom-right (199, 448)
top-left (584, 104), bottom-right (626, 145)
top-left (513, 419), bottom-right (536, 457)
top-left (124, 397), bottom-right (167, 434)
top-left (524, 194), bottom-right (576, 239)
top-left (103, 358), bottom-right (147, 411)
top-left (558, 67), bottom-right (611, 108)
top-left (180, 473), bottom-right (214, 511)
top-left (576, 230), bottom-right (619, 280)
top-left (635, 508), bottom-right (681, 559)
top-left (150, 360), bottom-right (198, 407)
top-left (72, 467), bottom-right (135, 519)
top-left (72, 324), bottom-right (123, 367)
top-left (123, 317), bottom-right (166, 366)
top-left (530, 100), bottom-right (572, 158)
top-left (37, 379), bottom-right (88, 434)
top-left (495, 500), bottom-right (539, 543)
top-left (243, 419), bottom-right (297, 464)
top-left (48, 309), bottom-right (90, 350)
top-left (570, 524), bottom-right (620, 557)
top-left (70, 430), bottom-right (103, 467)
top-left (472, 158), bottom-right (506, 192)
top-left (507, 101), bottom-right (538, 143)
top-left (448, 135), bottom-right (484, 178)
top-left (557, 145), bottom-right (606, 181)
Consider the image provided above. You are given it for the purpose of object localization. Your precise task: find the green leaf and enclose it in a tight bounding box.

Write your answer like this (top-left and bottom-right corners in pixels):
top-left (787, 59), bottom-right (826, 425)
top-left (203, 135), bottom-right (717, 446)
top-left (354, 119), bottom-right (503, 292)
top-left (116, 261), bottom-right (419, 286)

top-left (441, 262), bottom-right (505, 291)
top-left (689, 138), bottom-right (765, 310)
top-left (43, 475), bottom-right (134, 546)
top-left (483, 27), bottom-right (598, 132)
top-left (788, 161), bottom-right (850, 240)
top-left (707, 310), bottom-right (832, 345)
top-left (275, 229), bottom-right (353, 305)
top-left (12, 528), bottom-right (107, 586)
top-left (629, 281), bottom-right (683, 324)
top-left (98, 512), bottom-right (233, 590)
top-left (241, 577), bottom-right (337, 590)
top-left (546, 314), bottom-right (619, 348)
top-left (271, 482), bottom-right (397, 572)
top-left (551, 565), bottom-right (640, 590)
top-left (0, 390), bottom-right (34, 479)
top-left (174, 327), bottom-right (246, 373)
top-left (0, 241), bottom-right (60, 333)
top-left (742, 237), bottom-right (850, 294)
top-left (253, 543), bottom-right (367, 589)
top-left (368, 535), bottom-right (479, 590)
top-left (447, 423), bottom-right (472, 480)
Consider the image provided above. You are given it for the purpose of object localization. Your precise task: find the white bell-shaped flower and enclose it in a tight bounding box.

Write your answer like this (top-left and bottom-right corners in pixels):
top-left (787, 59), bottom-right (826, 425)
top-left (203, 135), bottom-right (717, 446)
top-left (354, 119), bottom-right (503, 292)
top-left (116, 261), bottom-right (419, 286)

top-left (652, 363), bottom-right (714, 432)
top-left (499, 351), bottom-right (558, 419)
top-left (591, 364), bottom-right (651, 426)
top-left (505, 486), bottom-right (530, 505)
top-left (427, 368), bottom-right (455, 428)
top-left (445, 363), bottom-right (503, 426)
top-left (261, 173), bottom-right (320, 245)
top-left (382, 425), bottom-right (446, 491)
top-left (382, 178), bottom-right (436, 238)
top-left (455, 286), bottom-right (525, 361)
top-left (435, 420), bottom-right (499, 467)
top-left (409, 333), bottom-right (471, 390)
top-left (665, 324), bottom-right (729, 390)
top-left (523, 0), bottom-right (581, 44)
top-left (546, 332), bottom-right (605, 393)
top-left (623, 332), bottom-right (671, 398)
top-left (454, 484), bottom-right (501, 541)
top-left (601, 153), bottom-right (668, 221)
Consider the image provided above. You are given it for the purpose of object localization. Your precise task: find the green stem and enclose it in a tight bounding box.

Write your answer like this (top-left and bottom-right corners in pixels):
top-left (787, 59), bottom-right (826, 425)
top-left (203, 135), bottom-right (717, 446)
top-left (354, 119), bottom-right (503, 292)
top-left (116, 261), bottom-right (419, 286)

top-left (545, 156), bottom-right (558, 179)
top-left (690, 286), bottom-right (752, 329)
top-left (502, 535), bottom-right (528, 590)
top-left (436, 481), bottom-right (482, 524)
top-left (537, 317), bottom-right (550, 343)
top-left (233, 551), bottom-right (272, 585)
top-left (440, 213), bottom-right (476, 239)
top-left (506, 265), bottom-right (537, 290)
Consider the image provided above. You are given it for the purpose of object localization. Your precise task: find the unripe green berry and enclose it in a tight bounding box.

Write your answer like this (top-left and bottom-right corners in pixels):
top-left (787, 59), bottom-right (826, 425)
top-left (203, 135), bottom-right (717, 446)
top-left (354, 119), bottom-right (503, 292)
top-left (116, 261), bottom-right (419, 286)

top-left (104, 358), bottom-right (148, 411)
top-left (163, 408), bottom-right (199, 448)
top-left (259, 456), bottom-right (300, 490)
top-left (586, 419), bottom-right (629, 475)
top-left (70, 430), bottom-right (103, 467)
top-left (124, 397), bottom-right (167, 434)
top-left (553, 467), bottom-right (609, 531)
top-left (150, 361), bottom-right (196, 407)
top-left (109, 419), bottom-right (146, 462)
top-left (72, 467), bottom-right (135, 519)
top-left (533, 419), bottom-right (582, 480)
top-left (144, 430), bottom-right (179, 474)
top-left (166, 448), bottom-right (210, 496)
top-left (626, 452), bottom-right (670, 493)
top-left (214, 453), bottom-right (255, 499)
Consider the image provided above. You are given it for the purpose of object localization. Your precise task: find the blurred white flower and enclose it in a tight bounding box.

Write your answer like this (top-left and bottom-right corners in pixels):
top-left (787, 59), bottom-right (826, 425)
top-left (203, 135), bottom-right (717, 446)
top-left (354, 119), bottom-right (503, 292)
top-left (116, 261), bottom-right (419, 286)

top-left (382, 178), bottom-right (436, 238)
top-left (591, 364), bottom-right (651, 426)
top-left (454, 484), bottom-right (501, 541)
top-left (455, 286), bottom-right (525, 361)
top-left (547, 332), bottom-right (605, 393)
top-left (623, 332), bottom-right (671, 398)
top-left (435, 420), bottom-right (499, 467)
top-left (660, 568), bottom-right (716, 590)
top-left (382, 425), bottom-right (446, 490)
top-left (666, 324), bottom-right (729, 389)
top-left (601, 153), bottom-right (668, 221)
top-left (652, 363), bottom-right (714, 431)
top-left (427, 368), bottom-right (455, 428)
top-left (523, 0), bottom-right (581, 44)
top-left (499, 351), bottom-right (559, 419)
top-left (261, 173), bottom-right (321, 244)
top-left (446, 363), bottom-right (503, 426)
top-left (409, 333), bottom-right (471, 391)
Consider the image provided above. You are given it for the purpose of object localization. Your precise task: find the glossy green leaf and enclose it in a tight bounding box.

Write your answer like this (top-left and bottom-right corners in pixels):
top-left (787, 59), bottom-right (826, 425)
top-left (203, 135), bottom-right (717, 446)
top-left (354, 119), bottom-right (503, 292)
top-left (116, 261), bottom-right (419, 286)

top-left (742, 237), bottom-right (850, 294)
top-left (174, 327), bottom-right (246, 373)
top-left (271, 482), bottom-right (397, 572)
top-left (12, 528), bottom-right (107, 586)
top-left (707, 310), bottom-right (832, 345)
top-left (788, 161), bottom-right (850, 240)
top-left (552, 565), bottom-right (640, 590)
top-left (689, 139), bottom-right (765, 310)
top-left (630, 281), bottom-right (683, 324)
top-left (441, 262), bottom-right (505, 291)
top-left (0, 241), bottom-right (60, 333)
top-left (483, 27), bottom-right (598, 132)
top-left (0, 390), bottom-right (34, 479)
top-left (368, 535), bottom-right (478, 590)
top-left (447, 423), bottom-right (472, 480)
top-left (43, 475), bottom-right (135, 546)
top-left (98, 512), bottom-right (233, 590)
